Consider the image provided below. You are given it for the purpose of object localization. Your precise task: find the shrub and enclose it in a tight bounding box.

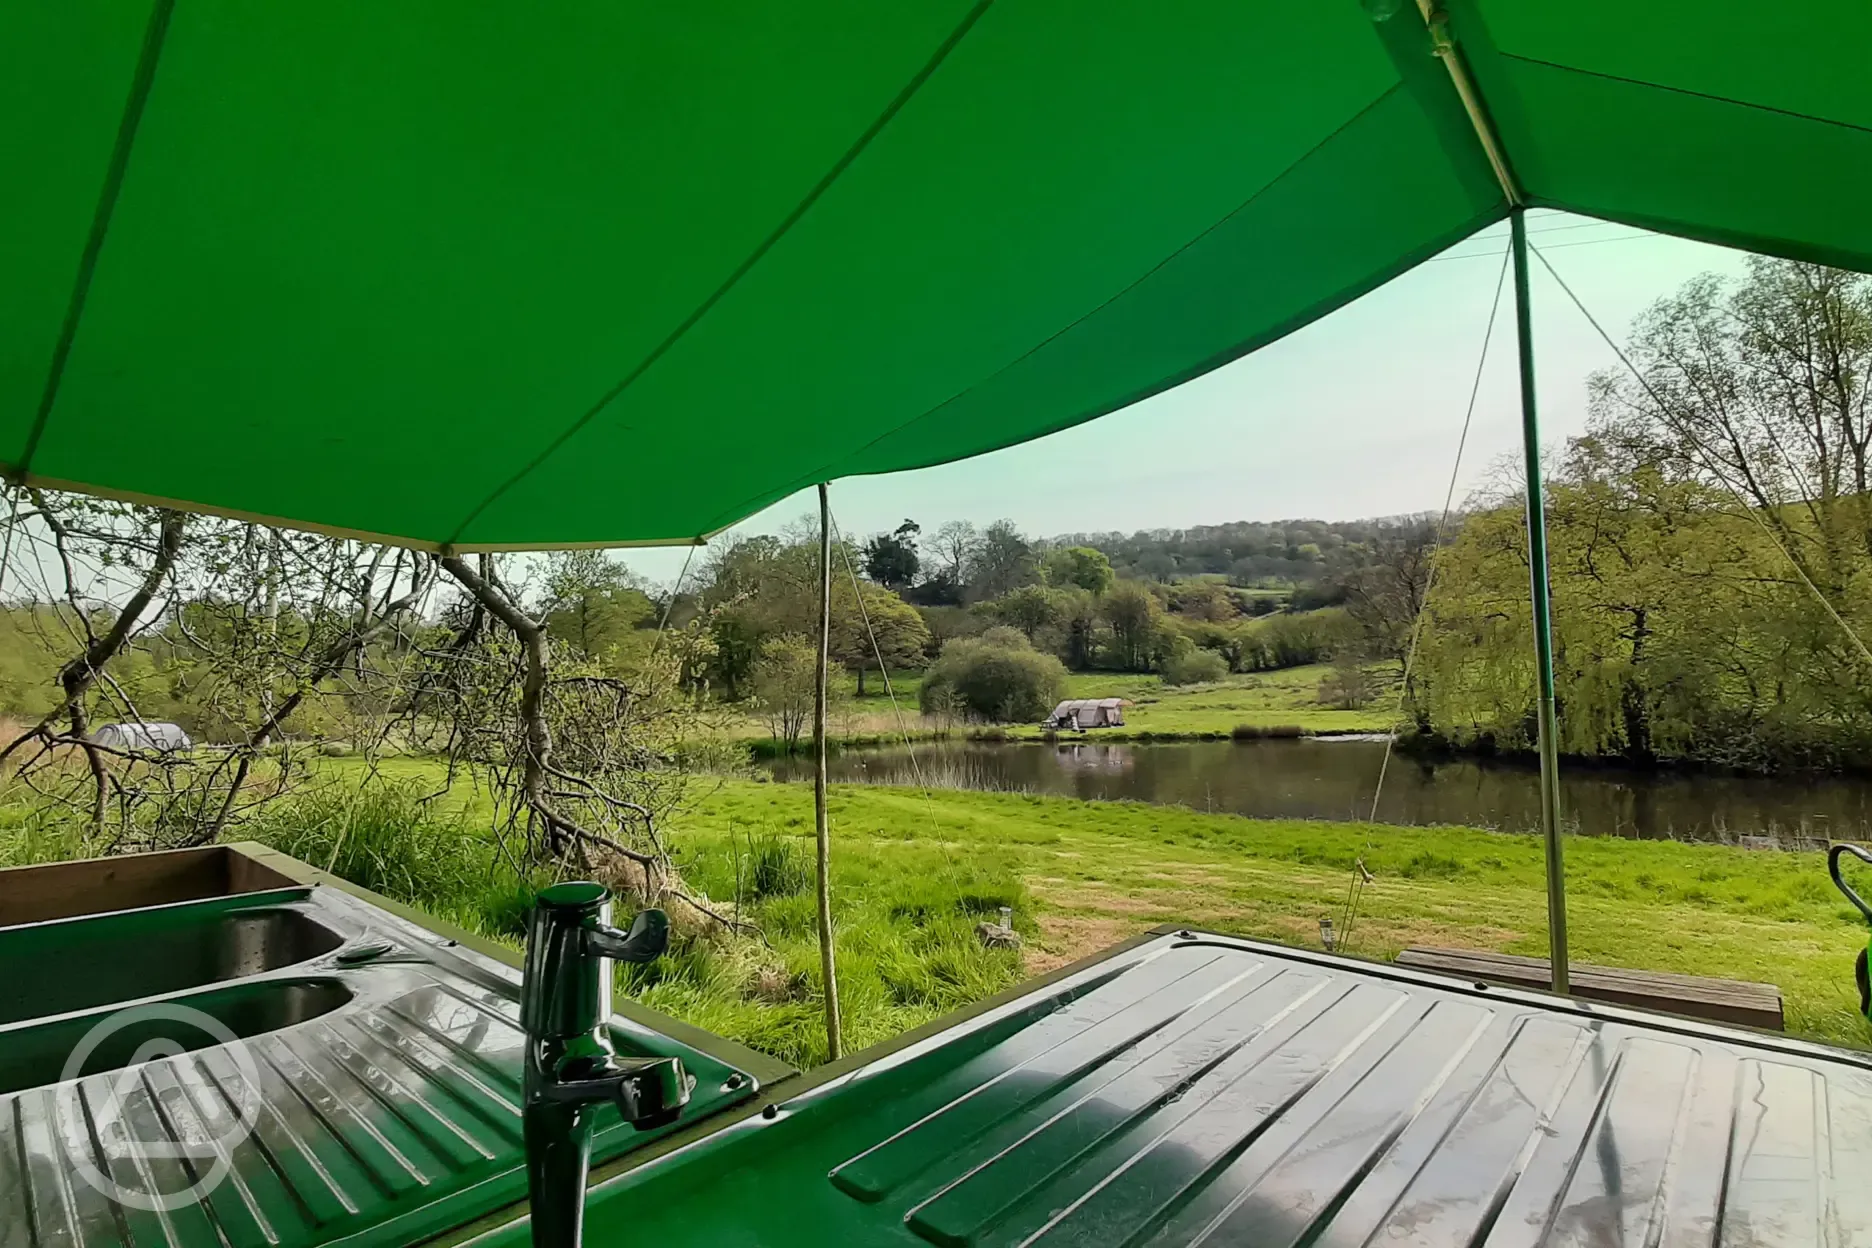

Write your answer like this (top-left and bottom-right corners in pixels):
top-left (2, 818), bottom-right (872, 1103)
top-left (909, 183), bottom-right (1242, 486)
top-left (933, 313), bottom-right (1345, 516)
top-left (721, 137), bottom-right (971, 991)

top-left (744, 829), bottom-right (810, 899)
top-left (919, 630), bottom-right (1067, 722)
top-left (1162, 647), bottom-right (1228, 686)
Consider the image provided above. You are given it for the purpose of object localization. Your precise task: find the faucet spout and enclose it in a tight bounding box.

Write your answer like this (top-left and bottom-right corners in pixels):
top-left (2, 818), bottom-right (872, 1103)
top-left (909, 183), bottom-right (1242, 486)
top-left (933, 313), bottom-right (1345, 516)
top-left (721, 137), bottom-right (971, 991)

top-left (520, 882), bottom-right (690, 1248)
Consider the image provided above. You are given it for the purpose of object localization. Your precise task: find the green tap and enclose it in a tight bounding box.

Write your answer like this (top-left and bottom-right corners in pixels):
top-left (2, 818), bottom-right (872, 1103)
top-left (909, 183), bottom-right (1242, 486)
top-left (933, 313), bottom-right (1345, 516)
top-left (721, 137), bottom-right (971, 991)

top-left (521, 882), bottom-right (690, 1248)
top-left (1832, 844), bottom-right (1872, 1025)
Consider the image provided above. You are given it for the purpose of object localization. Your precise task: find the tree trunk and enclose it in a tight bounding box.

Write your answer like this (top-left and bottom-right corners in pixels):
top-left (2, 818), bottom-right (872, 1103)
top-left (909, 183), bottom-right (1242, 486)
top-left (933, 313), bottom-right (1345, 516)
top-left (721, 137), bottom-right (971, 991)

top-left (441, 554), bottom-right (561, 857)
top-left (1621, 607), bottom-right (1654, 765)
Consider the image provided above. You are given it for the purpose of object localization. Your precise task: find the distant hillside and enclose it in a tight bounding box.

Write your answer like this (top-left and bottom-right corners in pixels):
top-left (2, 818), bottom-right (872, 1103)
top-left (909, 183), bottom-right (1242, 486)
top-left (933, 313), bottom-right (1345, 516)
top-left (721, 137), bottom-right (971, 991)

top-left (1050, 516), bottom-right (1427, 590)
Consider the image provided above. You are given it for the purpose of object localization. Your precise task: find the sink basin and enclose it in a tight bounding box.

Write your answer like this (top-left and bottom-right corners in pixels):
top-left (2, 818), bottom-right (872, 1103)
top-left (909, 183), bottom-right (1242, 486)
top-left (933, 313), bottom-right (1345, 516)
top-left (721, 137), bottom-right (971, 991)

top-left (0, 845), bottom-right (771, 1248)
top-left (0, 905), bottom-right (343, 1025)
top-left (0, 978), bottom-right (351, 1096)
top-left (0, 843), bottom-right (299, 926)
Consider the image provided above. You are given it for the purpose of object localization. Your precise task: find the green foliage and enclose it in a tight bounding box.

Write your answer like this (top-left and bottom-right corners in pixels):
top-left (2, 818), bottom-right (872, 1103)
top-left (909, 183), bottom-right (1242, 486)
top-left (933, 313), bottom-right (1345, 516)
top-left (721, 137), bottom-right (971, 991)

top-left (751, 634), bottom-right (820, 749)
top-left (988, 584), bottom-right (1066, 640)
top-left (1316, 652), bottom-right (1376, 709)
top-left (540, 549), bottom-right (658, 666)
top-left (1040, 546), bottom-right (1115, 595)
top-left (969, 519), bottom-right (1038, 600)
top-left (1237, 608), bottom-right (1354, 671)
top-left (829, 580), bottom-right (930, 693)
top-left (1101, 581), bottom-right (1162, 671)
top-left (920, 629), bottom-right (1068, 722)
top-left (1407, 257), bottom-right (1872, 772)
top-left (862, 521), bottom-right (921, 591)
top-left (1418, 423), bottom-right (1872, 770)
top-left (1161, 646), bottom-right (1228, 686)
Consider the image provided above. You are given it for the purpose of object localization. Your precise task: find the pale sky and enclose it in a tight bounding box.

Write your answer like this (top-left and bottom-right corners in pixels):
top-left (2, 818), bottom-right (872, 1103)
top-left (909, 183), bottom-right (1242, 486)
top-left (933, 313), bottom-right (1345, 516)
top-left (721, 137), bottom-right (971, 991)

top-left (625, 209), bottom-right (1751, 587)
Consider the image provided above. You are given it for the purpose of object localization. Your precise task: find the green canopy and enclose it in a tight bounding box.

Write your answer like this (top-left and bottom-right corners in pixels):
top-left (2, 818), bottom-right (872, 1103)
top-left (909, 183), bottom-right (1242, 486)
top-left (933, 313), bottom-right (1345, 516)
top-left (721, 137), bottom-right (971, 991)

top-left (6, 1), bottom-right (1868, 550)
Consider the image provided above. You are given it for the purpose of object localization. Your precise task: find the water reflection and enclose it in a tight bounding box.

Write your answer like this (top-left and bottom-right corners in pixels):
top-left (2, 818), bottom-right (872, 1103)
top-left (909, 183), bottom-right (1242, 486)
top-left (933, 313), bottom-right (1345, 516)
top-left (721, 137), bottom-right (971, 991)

top-left (765, 738), bottom-right (1872, 845)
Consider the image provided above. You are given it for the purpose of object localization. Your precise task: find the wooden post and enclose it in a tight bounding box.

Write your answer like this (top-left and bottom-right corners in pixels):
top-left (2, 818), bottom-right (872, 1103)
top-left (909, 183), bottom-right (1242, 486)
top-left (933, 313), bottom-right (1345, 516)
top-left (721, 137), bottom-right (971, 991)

top-left (813, 482), bottom-right (842, 1060)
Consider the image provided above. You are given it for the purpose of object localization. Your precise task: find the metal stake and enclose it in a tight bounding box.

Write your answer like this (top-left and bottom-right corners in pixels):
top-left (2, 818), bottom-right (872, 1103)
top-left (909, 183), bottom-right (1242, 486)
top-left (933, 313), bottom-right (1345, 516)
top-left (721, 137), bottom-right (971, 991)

top-left (1511, 208), bottom-right (1569, 994)
top-left (813, 482), bottom-right (843, 1059)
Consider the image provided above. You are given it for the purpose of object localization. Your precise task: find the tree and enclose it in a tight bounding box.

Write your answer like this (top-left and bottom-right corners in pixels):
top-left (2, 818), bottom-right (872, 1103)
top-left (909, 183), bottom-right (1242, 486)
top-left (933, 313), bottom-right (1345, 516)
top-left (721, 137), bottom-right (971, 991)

top-left (1057, 587), bottom-right (1099, 670)
top-left (1041, 546), bottom-right (1115, 595)
top-left (1339, 518), bottom-right (1438, 710)
top-left (1415, 441), bottom-right (1839, 770)
top-left (1318, 653), bottom-right (1375, 710)
top-left (540, 550), bottom-right (656, 665)
top-left (904, 567), bottom-right (963, 606)
top-left (1102, 581), bottom-right (1161, 671)
top-left (969, 519), bottom-right (1036, 600)
top-left (1166, 579), bottom-right (1237, 622)
top-left (828, 581), bottom-right (930, 695)
top-left (701, 534), bottom-right (820, 697)
top-left (1590, 258), bottom-right (1872, 605)
top-left (752, 634), bottom-right (819, 750)
top-left (990, 584), bottom-right (1066, 641)
top-left (862, 520), bottom-right (921, 591)
top-left (929, 520), bottom-right (979, 585)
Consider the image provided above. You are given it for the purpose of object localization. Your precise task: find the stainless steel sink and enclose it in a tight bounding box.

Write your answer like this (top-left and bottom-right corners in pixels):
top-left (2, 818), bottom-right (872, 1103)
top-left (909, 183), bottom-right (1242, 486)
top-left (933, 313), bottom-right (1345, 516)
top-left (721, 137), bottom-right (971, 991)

top-left (0, 846), bottom-right (766, 1248)
top-left (0, 977), bottom-right (352, 1096)
top-left (0, 903), bottom-right (343, 1025)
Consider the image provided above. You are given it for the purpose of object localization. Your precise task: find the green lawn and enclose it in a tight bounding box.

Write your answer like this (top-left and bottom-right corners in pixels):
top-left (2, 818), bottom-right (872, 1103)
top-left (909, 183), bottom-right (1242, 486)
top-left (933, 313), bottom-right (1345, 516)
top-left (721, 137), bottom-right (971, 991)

top-left (1043, 664), bottom-right (1396, 736)
top-left (793, 662), bottom-right (1397, 747)
top-left (671, 781), bottom-right (1868, 1054)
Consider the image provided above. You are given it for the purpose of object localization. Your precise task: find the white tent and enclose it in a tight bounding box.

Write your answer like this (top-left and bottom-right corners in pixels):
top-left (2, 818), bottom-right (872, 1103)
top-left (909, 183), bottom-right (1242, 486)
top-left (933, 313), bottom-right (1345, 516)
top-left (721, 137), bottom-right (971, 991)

top-left (1043, 699), bottom-right (1127, 730)
top-left (90, 722), bottom-right (193, 753)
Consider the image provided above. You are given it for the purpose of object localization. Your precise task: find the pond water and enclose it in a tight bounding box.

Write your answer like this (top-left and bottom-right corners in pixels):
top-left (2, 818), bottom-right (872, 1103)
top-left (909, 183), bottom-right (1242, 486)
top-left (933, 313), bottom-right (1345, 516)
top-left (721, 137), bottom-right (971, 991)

top-left (763, 737), bottom-right (1872, 845)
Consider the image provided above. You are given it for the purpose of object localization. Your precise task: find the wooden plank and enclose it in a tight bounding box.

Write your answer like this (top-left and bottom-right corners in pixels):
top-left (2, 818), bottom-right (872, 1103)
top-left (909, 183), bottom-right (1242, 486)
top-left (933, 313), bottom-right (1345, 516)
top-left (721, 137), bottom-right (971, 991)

top-left (1396, 946), bottom-right (1784, 1032)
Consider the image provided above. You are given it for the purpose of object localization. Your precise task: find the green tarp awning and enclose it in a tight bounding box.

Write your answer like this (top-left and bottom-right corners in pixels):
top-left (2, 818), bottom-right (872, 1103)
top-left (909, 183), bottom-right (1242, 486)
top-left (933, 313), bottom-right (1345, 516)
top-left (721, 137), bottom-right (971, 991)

top-left (6, 1), bottom-right (1869, 549)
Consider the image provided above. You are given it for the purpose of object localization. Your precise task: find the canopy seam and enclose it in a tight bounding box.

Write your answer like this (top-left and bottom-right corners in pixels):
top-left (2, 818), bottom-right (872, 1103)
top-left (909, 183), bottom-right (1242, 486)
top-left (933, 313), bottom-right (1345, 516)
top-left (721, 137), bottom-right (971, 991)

top-left (1500, 52), bottom-right (1872, 138)
top-left (17, 0), bottom-right (176, 482)
top-left (441, 0), bottom-right (995, 549)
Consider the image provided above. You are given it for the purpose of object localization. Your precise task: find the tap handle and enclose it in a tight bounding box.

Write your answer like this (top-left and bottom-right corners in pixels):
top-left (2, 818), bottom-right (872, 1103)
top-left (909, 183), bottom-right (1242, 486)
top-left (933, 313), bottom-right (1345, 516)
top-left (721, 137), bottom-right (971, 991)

top-left (586, 907), bottom-right (669, 964)
top-left (1832, 843), bottom-right (1872, 923)
top-left (538, 1055), bottom-right (692, 1128)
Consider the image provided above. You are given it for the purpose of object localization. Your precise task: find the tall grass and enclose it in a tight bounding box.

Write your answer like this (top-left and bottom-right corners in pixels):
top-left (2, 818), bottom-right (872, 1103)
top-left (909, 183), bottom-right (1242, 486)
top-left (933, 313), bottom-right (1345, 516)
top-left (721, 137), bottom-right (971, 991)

top-left (244, 781), bottom-right (547, 940)
top-left (0, 770), bottom-right (1032, 1071)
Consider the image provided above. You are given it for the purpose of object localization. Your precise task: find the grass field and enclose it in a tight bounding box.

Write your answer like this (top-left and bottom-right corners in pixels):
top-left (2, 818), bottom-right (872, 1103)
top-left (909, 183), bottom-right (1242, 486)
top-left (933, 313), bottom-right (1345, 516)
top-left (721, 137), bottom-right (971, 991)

top-left (749, 663), bottom-right (1397, 751)
top-left (7, 764), bottom-right (1862, 1067)
top-left (671, 781), bottom-right (1870, 1055)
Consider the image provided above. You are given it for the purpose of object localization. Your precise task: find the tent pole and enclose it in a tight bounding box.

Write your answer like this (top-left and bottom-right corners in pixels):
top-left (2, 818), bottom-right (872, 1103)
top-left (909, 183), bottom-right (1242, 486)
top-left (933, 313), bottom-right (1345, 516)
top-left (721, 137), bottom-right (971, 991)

top-left (813, 482), bottom-right (843, 1059)
top-left (1511, 208), bottom-right (1569, 995)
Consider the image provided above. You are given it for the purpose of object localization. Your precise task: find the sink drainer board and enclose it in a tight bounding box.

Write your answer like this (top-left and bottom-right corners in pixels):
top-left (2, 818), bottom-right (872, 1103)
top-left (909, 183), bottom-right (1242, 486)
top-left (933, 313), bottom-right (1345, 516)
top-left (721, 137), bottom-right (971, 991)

top-left (0, 854), bottom-right (762, 1248)
top-left (472, 932), bottom-right (1872, 1248)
